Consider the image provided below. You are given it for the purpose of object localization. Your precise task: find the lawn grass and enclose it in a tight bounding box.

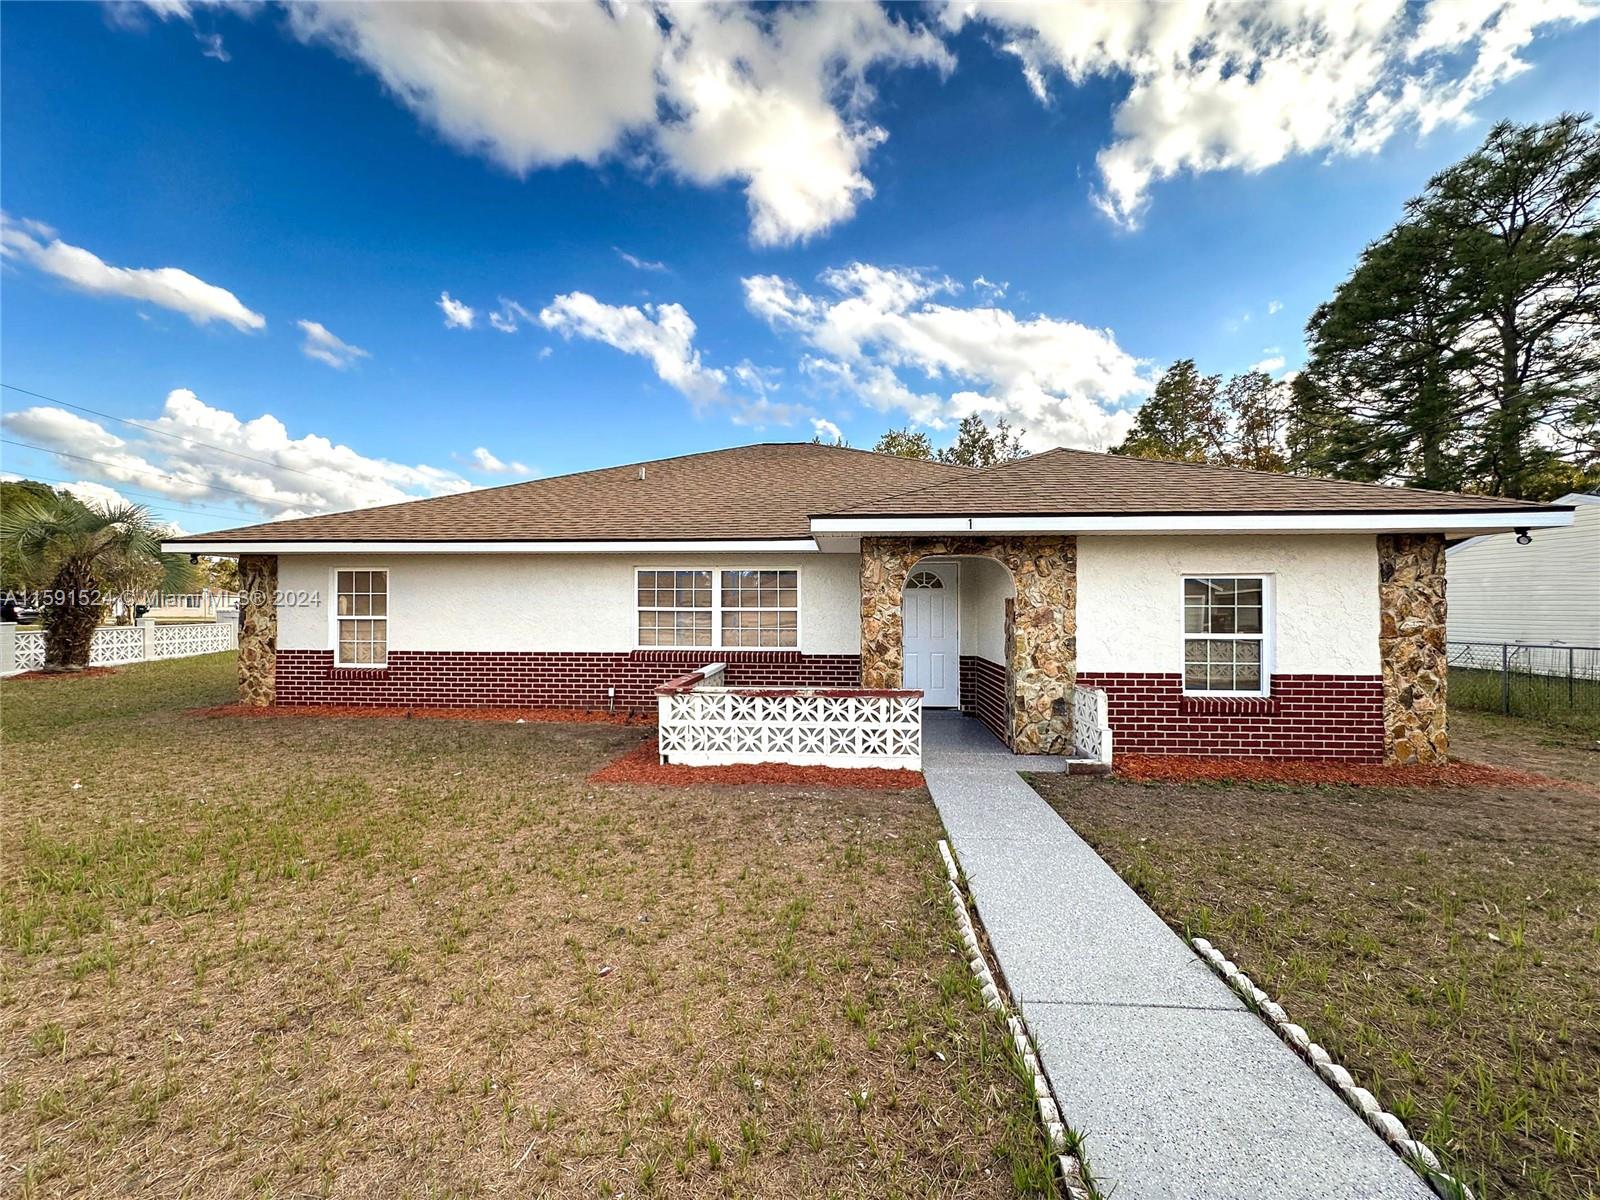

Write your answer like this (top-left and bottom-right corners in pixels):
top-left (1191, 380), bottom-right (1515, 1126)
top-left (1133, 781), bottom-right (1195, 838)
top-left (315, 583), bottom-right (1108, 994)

top-left (1030, 712), bottom-right (1599, 1200)
top-left (1450, 667), bottom-right (1600, 737)
top-left (1, 654), bottom-right (1057, 1198)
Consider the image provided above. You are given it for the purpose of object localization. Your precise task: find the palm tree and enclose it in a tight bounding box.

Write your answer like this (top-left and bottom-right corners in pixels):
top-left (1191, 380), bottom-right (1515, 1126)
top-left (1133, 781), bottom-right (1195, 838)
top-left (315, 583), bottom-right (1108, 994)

top-left (0, 490), bottom-right (194, 670)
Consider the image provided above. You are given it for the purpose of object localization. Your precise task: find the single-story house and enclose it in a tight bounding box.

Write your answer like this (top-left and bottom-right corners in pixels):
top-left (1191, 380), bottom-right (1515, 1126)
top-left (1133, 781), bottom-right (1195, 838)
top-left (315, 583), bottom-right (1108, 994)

top-left (1446, 492), bottom-right (1599, 649)
top-left (164, 443), bottom-right (1573, 765)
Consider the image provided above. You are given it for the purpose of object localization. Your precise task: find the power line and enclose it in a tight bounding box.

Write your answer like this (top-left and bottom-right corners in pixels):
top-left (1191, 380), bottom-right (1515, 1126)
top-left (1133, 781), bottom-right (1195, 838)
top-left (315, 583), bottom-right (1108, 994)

top-left (10, 469), bottom-right (255, 524)
top-left (0, 381), bottom-right (336, 486)
top-left (1, 437), bottom-right (298, 509)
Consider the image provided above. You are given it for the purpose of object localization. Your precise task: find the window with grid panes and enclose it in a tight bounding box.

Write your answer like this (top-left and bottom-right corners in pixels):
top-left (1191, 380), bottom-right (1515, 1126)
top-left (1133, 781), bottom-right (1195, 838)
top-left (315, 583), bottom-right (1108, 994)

top-left (719, 569), bottom-right (798, 647)
top-left (1182, 576), bottom-right (1267, 694)
top-left (336, 570), bottom-right (388, 665)
top-left (636, 569), bottom-right (712, 647)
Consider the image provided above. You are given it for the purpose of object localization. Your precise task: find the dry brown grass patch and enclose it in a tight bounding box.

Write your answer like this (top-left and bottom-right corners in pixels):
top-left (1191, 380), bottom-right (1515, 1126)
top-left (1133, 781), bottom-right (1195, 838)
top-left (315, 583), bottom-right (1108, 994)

top-left (2, 655), bottom-right (1056, 1198)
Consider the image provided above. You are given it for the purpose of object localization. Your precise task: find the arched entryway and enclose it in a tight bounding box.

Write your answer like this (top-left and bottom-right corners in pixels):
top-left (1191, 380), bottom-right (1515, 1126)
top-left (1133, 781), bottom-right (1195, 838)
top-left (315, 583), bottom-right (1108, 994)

top-left (860, 535), bottom-right (1077, 755)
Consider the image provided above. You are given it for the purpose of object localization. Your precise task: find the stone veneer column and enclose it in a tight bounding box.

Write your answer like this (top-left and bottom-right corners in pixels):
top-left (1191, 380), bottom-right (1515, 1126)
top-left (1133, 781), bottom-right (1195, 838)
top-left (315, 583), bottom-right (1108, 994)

top-left (1378, 533), bottom-right (1447, 764)
top-left (237, 553), bottom-right (278, 707)
top-left (861, 536), bottom-right (1076, 754)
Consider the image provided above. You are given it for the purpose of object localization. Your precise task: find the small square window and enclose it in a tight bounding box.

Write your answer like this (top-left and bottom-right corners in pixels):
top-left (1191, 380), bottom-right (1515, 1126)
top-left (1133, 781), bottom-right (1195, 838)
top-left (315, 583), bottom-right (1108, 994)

top-left (336, 569), bottom-right (388, 666)
top-left (1182, 577), bottom-right (1267, 695)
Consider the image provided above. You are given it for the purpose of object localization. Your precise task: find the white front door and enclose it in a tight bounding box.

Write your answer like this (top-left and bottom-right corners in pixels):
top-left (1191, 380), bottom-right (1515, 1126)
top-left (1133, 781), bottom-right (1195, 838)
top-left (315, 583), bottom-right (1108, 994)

top-left (903, 561), bottom-right (960, 707)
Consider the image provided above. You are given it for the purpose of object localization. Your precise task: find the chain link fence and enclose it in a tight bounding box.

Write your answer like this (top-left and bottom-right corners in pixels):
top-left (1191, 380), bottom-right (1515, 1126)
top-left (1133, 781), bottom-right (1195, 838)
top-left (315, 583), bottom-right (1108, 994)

top-left (1447, 641), bottom-right (1600, 725)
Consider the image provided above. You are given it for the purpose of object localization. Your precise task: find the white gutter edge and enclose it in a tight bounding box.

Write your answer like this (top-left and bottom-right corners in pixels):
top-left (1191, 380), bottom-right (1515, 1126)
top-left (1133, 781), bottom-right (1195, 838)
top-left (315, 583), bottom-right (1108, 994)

top-left (810, 510), bottom-right (1574, 536)
top-left (161, 537), bottom-right (824, 555)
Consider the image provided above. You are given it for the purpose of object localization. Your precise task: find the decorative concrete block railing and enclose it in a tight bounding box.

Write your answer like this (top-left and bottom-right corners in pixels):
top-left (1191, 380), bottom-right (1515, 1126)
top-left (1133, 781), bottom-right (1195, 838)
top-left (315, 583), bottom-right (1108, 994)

top-left (656, 663), bottom-right (923, 770)
top-left (1071, 684), bottom-right (1113, 765)
top-left (1, 617), bottom-right (239, 676)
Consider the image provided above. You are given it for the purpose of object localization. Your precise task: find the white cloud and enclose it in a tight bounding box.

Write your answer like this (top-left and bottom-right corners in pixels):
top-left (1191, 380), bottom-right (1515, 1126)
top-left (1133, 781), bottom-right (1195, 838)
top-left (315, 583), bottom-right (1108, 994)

top-left (948, 0), bottom-right (1600, 228)
top-left (972, 275), bottom-right (1009, 300)
top-left (297, 318), bottom-right (369, 368)
top-left (538, 292), bottom-right (727, 408)
top-left (281, 2), bottom-right (948, 246)
top-left (459, 446), bottom-right (529, 476)
top-left (197, 31), bottom-right (230, 61)
top-left (1, 389), bottom-right (472, 521)
top-left (744, 262), bottom-right (1150, 449)
top-left (653, 5), bottom-right (951, 246)
top-left (437, 291), bottom-right (475, 329)
top-left (811, 417), bottom-right (845, 443)
top-left (1, 212), bottom-right (265, 331)
top-left (3, 406), bottom-right (127, 455)
top-left (121, 2), bottom-right (1595, 239)
top-left (56, 479), bottom-right (138, 511)
top-left (1266, 299), bottom-right (1284, 316)
top-left (487, 297), bottom-right (536, 333)
top-left (615, 247), bottom-right (667, 273)
top-left (538, 291), bottom-right (801, 427)
top-left (1250, 355), bottom-right (1288, 374)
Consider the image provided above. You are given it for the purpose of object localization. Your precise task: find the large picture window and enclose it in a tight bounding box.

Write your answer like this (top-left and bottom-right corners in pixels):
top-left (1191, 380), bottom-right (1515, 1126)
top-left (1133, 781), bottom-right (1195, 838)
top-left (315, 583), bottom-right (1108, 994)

top-left (336, 569), bottom-right (388, 666)
top-left (636, 568), bottom-right (799, 649)
top-left (1183, 576), bottom-right (1267, 694)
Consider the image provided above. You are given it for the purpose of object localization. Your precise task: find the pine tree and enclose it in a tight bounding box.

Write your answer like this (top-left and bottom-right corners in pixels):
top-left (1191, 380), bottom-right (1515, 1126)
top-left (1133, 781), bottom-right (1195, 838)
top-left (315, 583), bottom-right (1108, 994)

top-left (1418, 114), bottom-right (1600, 497)
top-left (1302, 220), bottom-right (1472, 491)
top-left (1299, 114), bottom-right (1599, 499)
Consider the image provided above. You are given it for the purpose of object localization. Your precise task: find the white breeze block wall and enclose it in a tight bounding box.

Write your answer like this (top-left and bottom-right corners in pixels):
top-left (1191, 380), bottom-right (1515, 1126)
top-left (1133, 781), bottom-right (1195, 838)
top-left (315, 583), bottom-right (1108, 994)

top-left (1076, 534), bottom-right (1381, 676)
top-left (276, 552), bottom-right (863, 655)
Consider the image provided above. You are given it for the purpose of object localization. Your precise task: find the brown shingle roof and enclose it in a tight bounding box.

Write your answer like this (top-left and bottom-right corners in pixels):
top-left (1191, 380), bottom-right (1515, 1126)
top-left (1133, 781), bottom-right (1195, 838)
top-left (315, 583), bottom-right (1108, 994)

top-left (177, 443), bottom-right (971, 543)
top-left (822, 448), bottom-right (1566, 517)
top-left (176, 442), bottom-right (1568, 546)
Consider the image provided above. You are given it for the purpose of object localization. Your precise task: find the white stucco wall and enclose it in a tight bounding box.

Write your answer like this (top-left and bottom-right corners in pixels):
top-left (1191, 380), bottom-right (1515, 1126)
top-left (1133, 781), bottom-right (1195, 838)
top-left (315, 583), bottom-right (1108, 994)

top-left (274, 535), bottom-right (1381, 675)
top-left (276, 552), bottom-right (862, 655)
top-left (954, 556), bottom-right (1013, 664)
top-left (1076, 534), bottom-right (1381, 676)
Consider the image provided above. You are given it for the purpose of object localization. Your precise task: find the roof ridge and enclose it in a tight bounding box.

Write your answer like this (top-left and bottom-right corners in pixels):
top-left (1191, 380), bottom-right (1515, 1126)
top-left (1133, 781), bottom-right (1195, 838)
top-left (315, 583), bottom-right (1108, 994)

top-left (750, 440), bottom-right (976, 470)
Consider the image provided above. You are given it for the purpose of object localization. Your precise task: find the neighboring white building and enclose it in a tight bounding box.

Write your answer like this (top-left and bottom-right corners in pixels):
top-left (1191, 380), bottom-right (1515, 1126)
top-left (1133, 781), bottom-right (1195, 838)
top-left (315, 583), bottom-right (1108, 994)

top-left (1447, 493), bottom-right (1600, 648)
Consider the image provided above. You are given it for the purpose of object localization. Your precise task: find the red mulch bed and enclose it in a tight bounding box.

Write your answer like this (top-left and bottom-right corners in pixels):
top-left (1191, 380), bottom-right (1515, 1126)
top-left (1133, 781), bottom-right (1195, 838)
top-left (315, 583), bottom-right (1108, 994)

top-left (1114, 753), bottom-right (1568, 789)
top-left (589, 737), bottom-right (924, 791)
top-left (6, 666), bottom-right (120, 682)
top-left (191, 703), bottom-right (652, 725)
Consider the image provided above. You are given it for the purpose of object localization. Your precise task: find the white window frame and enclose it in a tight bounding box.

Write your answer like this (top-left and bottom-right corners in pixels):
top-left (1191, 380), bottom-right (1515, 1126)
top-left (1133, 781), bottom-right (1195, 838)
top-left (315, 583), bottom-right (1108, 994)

top-left (1179, 574), bottom-right (1273, 697)
top-left (329, 567), bottom-right (389, 667)
top-left (634, 566), bottom-right (803, 651)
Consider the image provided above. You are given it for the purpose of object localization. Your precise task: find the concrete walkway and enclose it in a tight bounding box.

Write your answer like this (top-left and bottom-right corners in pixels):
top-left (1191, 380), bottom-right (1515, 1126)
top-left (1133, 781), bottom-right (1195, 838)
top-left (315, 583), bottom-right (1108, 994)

top-left (922, 711), bottom-right (1432, 1200)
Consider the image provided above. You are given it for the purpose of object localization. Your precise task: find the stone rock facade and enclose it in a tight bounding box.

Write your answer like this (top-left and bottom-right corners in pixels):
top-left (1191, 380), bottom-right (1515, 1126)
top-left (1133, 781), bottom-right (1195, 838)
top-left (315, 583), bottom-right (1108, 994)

top-left (860, 536), bottom-right (1076, 754)
top-left (237, 553), bottom-right (278, 707)
top-left (1377, 533), bottom-right (1448, 764)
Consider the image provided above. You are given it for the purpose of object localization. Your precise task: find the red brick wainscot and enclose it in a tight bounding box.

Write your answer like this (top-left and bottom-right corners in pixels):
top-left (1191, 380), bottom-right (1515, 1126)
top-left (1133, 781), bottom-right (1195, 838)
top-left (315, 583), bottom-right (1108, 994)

top-left (959, 655), bottom-right (1009, 747)
top-left (1074, 672), bottom-right (1385, 762)
top-left (276, 649), bottom-right (861, 713)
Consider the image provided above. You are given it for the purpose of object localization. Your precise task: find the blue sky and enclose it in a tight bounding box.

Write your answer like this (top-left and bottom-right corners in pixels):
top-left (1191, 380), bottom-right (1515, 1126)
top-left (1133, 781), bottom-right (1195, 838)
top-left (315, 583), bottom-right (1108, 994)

top-left (2, 2), bottom-right (1597, 533)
